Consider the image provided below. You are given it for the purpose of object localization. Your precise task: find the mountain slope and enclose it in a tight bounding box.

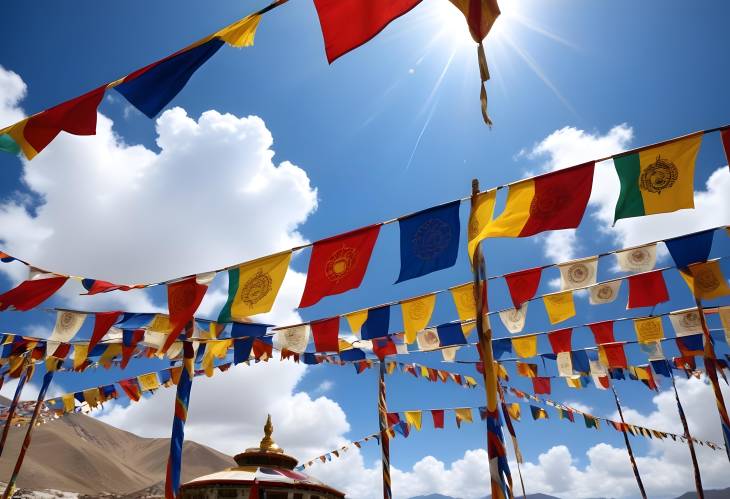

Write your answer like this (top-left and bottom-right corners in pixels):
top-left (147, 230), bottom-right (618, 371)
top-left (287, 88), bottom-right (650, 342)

top-left (0, 411), bottom-right (233, 494)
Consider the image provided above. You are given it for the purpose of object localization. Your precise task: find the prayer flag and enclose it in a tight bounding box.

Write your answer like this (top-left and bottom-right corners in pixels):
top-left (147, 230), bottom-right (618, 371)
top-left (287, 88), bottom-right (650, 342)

top-left (503, 267), bottom-right (542, 309)
top-left (543, 290), bottom-right (575, 324)
top-left (432, 409), bottom-right (445, 429)
top-left (450, 283), bottom-right (477, 334)
top-left (634, 317), bottom-right (665, 343)
top-left (0, 276), bottom-right (67, 311)
top-left (299, 225), bottom-right (380, 307)
top-left (615, 243), bottom-right (657, 273)
top-left (361, 306), bottom-right (390, 340)
top-left (571, 351), bottom-right (590, 374)
top-left (589, 280), bottom-right (621, 305)
top-left (512, 334), bottom-right (537, 358)
top-left (138, 373), bottom-right (160, 392)
top-left (680, 260), bottom-right (730, 300)
top-left (372, 337), bottom-right (397, 360)
top-left (583, 414), bottom-right (599, 429)
top-left (312, 0), bottom-right (423, 63)
top-left (163, 276), bottom-right (208, 352)
top-left (720, 306), bottom-right (730, 345)
top-left (493, 337), bottom-right (513, 359)
top-left (401, 294), bottom-right (436, 344)
top-left (532, 377), bottom-right (551, 394)
top-left (665, 229), bottom-right (715, 269)
top-left (165, 343), bottom-right (194, 499)
top-left (471, 162), bottom-right (594, 244)
top-left (468, 189), bottom-right (497, 258)
top-left (404, 411), bottom-right (422, 430)
top-left (447, 0), bottom-right (501, 42)
top-left (530, 405), bottom-right (548, 420)
top-left (601, 343), bottom-right (628, 368)
top-left (516, 362), bottom-right (537, 377)
top-left (455, 407), bottom-right (473, 427)
top-left (0, 85), bottom-right (106, 160)
top-left (676, 334), bottom-right (704, 357)
top-left (669, 308), bottom-right (703, 336)
top-left (416, 328), bottom-right (440, 351)
top-left (345, 309), bottom-right (368, 336)
top-left (436, 322), bottom-right (467, 347)
top-left (275, 325), bottom-right (310, 354)
top-left (498, 304), bottom-right (527, 333)
top-left (721, 128), bottom-right (730, 168)
top-left (558, 256), bottom-right (598, 290)
top-left (613, 134), bottom-right (702, 222)
top-left (627, 270), bottom-right (669, 309)
top-left (396, 201), bottom-right (461, 282)
top-left (312, 317), bottom-right (340, 352)
top-left (548, 328), bottom-right (572, 354)
top-left (218, 252), bottom-right (291, 322)
top-left (557, 351), bottom-right (573, 376)
top-left (49, 311), bottom-right (86, 343)
top-left (80, 279), bottom-right (143, 294)
top-left (507, 403), bottom-right (520, 421)
top-left (72, 344), bottom-right (88, 370)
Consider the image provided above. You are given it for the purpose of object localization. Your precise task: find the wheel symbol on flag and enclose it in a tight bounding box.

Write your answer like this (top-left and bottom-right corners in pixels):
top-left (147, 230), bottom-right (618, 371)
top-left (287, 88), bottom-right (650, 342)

top-left (412, 218), bottom-right (452, 260)
top-left (241, 270), bottom-right (272, 306)
top-left (695, 268), bottom-right (720, 292)
top-left (325, 246), bottom-right (357, 282)
top-left (640, 155), bottom-right (678, 194)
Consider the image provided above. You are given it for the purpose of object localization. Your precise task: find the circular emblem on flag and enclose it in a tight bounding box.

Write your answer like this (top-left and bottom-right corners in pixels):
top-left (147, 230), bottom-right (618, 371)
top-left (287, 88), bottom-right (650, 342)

top-left (679, 311), bottom-right (701, 330)
top-left (240, 270), bottom-right (272, 307)
top-left (421, 328), bottom-right (440, 348)
top-left (640, 155), bottom-right (678, 194)
top-left (637, 320), bottom-right (660, 336)
top-left (407, 300), bottom-right (427, 321)
top-left (694, 268), bottom-right (720, 292)
top-left (594, 283), bottom-right (615, 301)
top-left (325, 246), bottom-right (357, 282)
top-left (626, 247), bottom-right (651, 269)
top-left (529, 186), bottom-right (570, 221)
top-left (57, 311), bottom-right (77, 332)
top-left (566, 263), bottom-right (593, 287)
top-left (412, 218), bottom-right (452, 260)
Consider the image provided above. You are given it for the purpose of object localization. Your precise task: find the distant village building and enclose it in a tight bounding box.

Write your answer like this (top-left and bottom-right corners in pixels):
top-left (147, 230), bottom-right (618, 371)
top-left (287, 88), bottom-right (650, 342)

top-left (181, 416), bottom-right (345, 499)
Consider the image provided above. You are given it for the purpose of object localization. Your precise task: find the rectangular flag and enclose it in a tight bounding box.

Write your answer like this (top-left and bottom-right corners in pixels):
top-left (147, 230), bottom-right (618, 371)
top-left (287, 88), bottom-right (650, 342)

top-left (312, 0), bottom-right (423, 63)
top-left (498, 303), bottom-right (528, 333)
top-left (600, 343), bottom-right (628, 368)
top-left (312, 317), bottom-right (340, 352)
top-left (558, 256), bottom-right (598, 291)
top-left (432, 409), bottom-right (445, 429)
top-left (299, 225), bottom-right (380, 307)
top-left (613, 134), bottom-right (702, 222)
top-left (404, 411), bottom-right (423, 430)
top-left (679, 260), bottom-right (730, 300)
top-left (396, 201), bottom-right (461, 282)
top-left (361, 306), bottom-right (390, 340)
top-left (615, 243), bottom-right (657, 273)
top-left (512, 334), bottom-right (537, 358)
top-left (218, 251), bottom-right (291, 322)
top-left (627, 270), bottom-right (669, 309)
top-left (401, 294), bottom-right (436, 344)
top-left (543, 290), bottom-right (575, 324)
top-left (49, 311), bottom-right (86, 343)
top-left (634, 317), bottom-right (665, 344)
top-left (669, 308), bottom-right (703, 336)
top-left (665, 229), bottom-right (715, 269)
top-left (532, 377), bottom-right (551, 395)
top-left (450, 283), bottom-right (477, 334)
top-left (548, 328), bottom-right (572, 354)
top-left (530, 405), bottom-right (548, 420)
top-left (467, 190), bottom-right (497, 258)
top-left (589, 280), bottom-right (621, 305)
top-left (436, 322), bottom-right (467, 347)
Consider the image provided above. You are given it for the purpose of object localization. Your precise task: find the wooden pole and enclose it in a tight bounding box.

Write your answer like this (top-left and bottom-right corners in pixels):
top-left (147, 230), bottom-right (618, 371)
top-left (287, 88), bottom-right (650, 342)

top-left (670, 373), bottom-right (704, 499)
top-left (378, 361), bottom-right (392, 499)
top-left (470, 179), bottom-right (513, 499)
top-left (0, 356), bottom-right (31, 457)
top-left (498, 383), bottom-right (526, 499)
top-left (611, 386), bottom-right (647, 499)
top-left (2, 362), bottom-right (57, 499)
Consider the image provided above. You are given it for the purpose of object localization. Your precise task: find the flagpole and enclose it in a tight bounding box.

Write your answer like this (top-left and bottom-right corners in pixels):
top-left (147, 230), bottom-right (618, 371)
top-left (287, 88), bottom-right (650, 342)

top-left (498, 384), bottom-right (526, 499)
top-left (470, 179), bottom-right (513, 499)
top-left (377, 361), bottom-right (392, 499)
top-left (695, 296), bottom-right (730, 462)
top-left (670, 372), bottom-right (704, 499)
top-left (0, 355), bottom-right (31, 457)
top-left (610, 386), bottom-right (647, 499)
top-left (2, 362), bottom-right (57, 499)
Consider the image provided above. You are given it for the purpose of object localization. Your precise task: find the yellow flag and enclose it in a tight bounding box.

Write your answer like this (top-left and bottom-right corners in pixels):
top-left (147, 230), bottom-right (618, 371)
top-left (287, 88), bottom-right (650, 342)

top-left (137, 373), bottom-right (160, 392)
top-left (405, 410), bottom-right (423, 430)
top-left (148, 314), bottom-right (173, 333)
top-left (99, 344), bottom-right (122, 369)
top-left (401, 294), bottom-right (436, 344)
top-left (214, 14), bottom-right (262, 47)
top-left (512, 335), bottom-right (537, 358)
top-left (202, 339), bottom-right (232, 377)
top-left (719, 306), bottom-right (730, 345)
top-left (467, 189), bottom-right (497, 258)
top-left (455, 408), bottom-right (473, 425)
top-left (543, 291), bottom-right (576, 324)
top-left (73, 344), bottom-right (89, 369)
top-left (450, 283), bottom-right (477, 334)
top-left (219, 251), bottom-right (291, 321)
top-left (83, 388), bottom-right (102, 408)
top-left (680, 260), bottom-right (730, 300)
top-left (507, 402), bottom-right (521, 421)
top-left (633, 317), bottom-right (664, 343)
top-left (345, 310), bottom-right (369, 336)
top-left (62, 394), bottom-right (75, 413)
top-left (566, 376), bottom-right (583, 388)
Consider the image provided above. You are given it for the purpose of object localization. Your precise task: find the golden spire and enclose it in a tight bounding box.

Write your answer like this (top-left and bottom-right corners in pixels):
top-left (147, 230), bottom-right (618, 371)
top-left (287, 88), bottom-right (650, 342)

top-left (257, 414), bottom-right (283, 453)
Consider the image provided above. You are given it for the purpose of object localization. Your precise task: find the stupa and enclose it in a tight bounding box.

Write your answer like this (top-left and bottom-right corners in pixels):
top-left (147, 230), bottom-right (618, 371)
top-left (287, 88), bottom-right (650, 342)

top-left (180, 415), bottom-right (345, 499)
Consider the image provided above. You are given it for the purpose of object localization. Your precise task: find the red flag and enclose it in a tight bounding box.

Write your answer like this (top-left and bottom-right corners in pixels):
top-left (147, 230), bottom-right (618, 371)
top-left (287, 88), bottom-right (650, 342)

top-left (118, 378), bottom-right (142, 402)
top-left (299, 225), bottom-right (381, 307)
top-left (602, 343), bottom-right (627, 368)
top-left (121, 329), bottom-right (146, 369)
top-left (253, 339), bottom-right (273, 360)
top-left (162, 277), bottom-right (208, 352)
top-left (504, 266), bottom-right (542, 308)
top-left (532, 377), bottom-right (551, 395)
top-left (431, 409), bottom-right (445, 429)
top-left (0, 276), bottom-right (67, 311)
top-left (372, 337), bottom-right (397, 360)
top-left (547, 328), bottom-right (572, 354)
top-left (88, 311), bottom-right (121, 352)
top-left (721, 128), bottom-right (730, 170)
top-left (627, 270), bottom-right (669, 309)
top-left (312, 317), bottom-right (340, 352)
top-left (48, 343), bottom-right (71, 359)
top-left (589, 321), bottom-right (614, 344)
top-left (313, 0), bottom-right (423, 63)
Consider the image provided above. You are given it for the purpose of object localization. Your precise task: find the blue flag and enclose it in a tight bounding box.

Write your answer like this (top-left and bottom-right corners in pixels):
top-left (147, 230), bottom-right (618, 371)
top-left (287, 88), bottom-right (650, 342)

top-left (361, 306), bottom-right (390, 340)
top-left (436, 322), bottom-right (467, 346)
top-left (493, 338), bottom-right (513, 359)
top-left (396, 201), bottom-right (461, 283)
top-left (340, 348), bottom-right (366, 362)
top-left (650, 359), bottom-right (672, 378)
top-left (571, 351), bottom-right (590, 374)
top-left (665, 229), bottom-right (715, 269)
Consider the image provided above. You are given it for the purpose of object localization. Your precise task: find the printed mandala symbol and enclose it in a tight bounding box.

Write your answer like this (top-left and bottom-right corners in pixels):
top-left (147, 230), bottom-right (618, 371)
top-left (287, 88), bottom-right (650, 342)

top-left (58, 311), bottom-right (76, 330)
top-left (680, 311), bottom-right (700, 329)
top-left (408, 301), bottom-right (427, 321)
top-left (241, 270), bottom-right (272, 306)
top-left (695, 269), bottom-right (720, 292)
top-left (640, 155), bottom-right (678, 194)
top-left (325, 246), bottom-right (357, 282)
top-left (596, 284), bottom-right (614, 300)
top-left (567, 263), bottom-right (591, 285)
top-left (412, 218), bottom-right (452, 260)
top-left (629, 248), bottom-right (649, 266)
top-left (529, 186), bottom-right (570, 220)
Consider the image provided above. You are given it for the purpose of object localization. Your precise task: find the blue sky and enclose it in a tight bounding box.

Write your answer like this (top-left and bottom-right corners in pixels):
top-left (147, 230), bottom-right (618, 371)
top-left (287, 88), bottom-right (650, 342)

top-left (1, 1), bottom-right (730, 497)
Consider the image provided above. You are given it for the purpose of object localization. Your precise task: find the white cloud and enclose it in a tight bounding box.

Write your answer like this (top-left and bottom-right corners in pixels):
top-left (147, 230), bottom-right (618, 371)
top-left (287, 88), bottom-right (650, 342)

top-left (0, 65), bottom-right (26, 125)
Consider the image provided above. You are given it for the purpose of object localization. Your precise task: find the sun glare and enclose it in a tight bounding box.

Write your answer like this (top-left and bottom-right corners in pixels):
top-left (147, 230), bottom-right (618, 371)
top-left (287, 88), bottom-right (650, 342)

top-left (426, 0), bottom-right (518, 49)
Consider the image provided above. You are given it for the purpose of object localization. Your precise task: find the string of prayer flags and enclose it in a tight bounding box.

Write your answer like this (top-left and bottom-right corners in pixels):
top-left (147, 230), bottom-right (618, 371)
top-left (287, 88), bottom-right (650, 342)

top-left (613, 134), bottom-right (702, 222)
top-left (401, 294), bottom-right (436, 344)
top-left (503, 267), bottom-right (542, 309)
top-left (680, 261), bottom-right (730, 300)
top-left (0, 275), bottom-right (68, 311)
top-left (627, 270), bottom-right (669, 309)
top-left (361, 306), bottom-right (390, 340)
top-left (49, 311), bottom-right (86, 343)
top-left (615, 243), bottom-right (657, 273)
top-left (558, 256), bottom-right (598, 291)
top-left (467, 190), bottom-right (497, 258)
top-left (498, 303), bottom-right (528, 333)
top-left (589, 279), bottom-right (622, 305)
top-left (584, 414), bottom-right (600, 429)
top-left (218, 252), bottom-right (291, 322)
top-left (396, 201), bottom-right (461, 282)
top-left (543, 290), bottom-right (576, 324)
top-left (299, 225), bottom-right (380, 307)
top-left (512, 334), bottom-right (537, 359)
top-left (311, 317), bottom-right (340, 352)
top-left (665, 229), bottom-right (715, 269)
top-left (470, 163), bottom-right (594, 248)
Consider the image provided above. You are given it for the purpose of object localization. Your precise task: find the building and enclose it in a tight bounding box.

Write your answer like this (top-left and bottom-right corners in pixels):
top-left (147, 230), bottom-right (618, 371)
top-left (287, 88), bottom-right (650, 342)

top-left (181, 416), bottom-right (345, 499)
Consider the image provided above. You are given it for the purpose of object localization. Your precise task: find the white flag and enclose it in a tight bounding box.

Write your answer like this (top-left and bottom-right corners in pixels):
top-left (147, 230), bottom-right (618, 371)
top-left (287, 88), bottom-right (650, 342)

top-left (589, 280), bottom-right (622, 305)
top-left (49, 311), bottom-right (87, 342)
top-left (498, 303), bottom-right (528, 333)
top-left (558, 256), bottom-right (598, 290)
top-left (615, 243), bottom-right (657, 273)
top-left (557, 351), bottom-right (573, 377)
top-left (669, 308), bottom-right (703, 337)
top-left (441, 346), bottom-right (459, 362)
top-left (639, 341), bottom-right (665, 361)
top-left (417, 328), bottom-right (440, 351)
top-left (276, 325), bottom-right (310, 353)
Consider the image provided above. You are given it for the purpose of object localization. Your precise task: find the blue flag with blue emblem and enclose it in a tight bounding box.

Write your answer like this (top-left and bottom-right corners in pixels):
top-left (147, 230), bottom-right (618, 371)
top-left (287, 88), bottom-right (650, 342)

top-left (396, 201), bottom-right (461, 283)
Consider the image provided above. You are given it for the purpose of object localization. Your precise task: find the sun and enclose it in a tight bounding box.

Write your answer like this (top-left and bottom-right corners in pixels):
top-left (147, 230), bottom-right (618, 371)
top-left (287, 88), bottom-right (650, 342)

top-left (425, 0), bottom-right (517, 49)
